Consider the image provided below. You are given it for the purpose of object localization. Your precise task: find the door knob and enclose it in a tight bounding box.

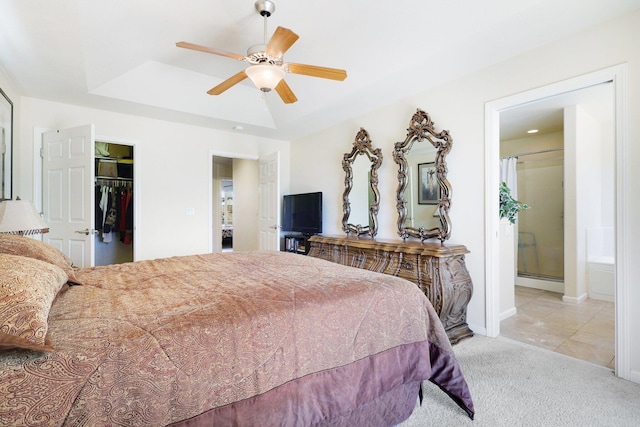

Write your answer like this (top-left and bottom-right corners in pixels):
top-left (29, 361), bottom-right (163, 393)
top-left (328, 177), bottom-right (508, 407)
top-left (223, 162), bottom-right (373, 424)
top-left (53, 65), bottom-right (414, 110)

top-left (75, 228), bottom-right (98, 235)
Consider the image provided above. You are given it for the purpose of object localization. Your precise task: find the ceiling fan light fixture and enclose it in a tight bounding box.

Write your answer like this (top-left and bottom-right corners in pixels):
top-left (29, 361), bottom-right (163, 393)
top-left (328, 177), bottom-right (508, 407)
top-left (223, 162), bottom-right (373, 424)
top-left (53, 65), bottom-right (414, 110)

top-left (176, 0), bottom-right (345, 103)
top-left (245, 64), bottom-right (285, 92)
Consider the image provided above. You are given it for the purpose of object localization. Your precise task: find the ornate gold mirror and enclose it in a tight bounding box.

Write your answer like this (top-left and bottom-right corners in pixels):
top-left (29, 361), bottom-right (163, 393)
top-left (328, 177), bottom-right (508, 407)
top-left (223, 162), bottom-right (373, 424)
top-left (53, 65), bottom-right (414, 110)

top-left (394, 109), bottom-right (452, 242)
top-left (342, 128), bottom-right (382, 238)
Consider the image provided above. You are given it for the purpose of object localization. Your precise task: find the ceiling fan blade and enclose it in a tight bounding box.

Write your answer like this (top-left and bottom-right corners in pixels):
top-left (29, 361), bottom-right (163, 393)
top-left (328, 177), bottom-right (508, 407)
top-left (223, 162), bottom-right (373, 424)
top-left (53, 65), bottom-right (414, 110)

top-left (266, 27), bottom-right (299, 58)
top-left (287, 63), bottom-right (347, 81)
top-left (275, 80), bottom-right (298, 104)
top-left (207, 71), bottom-right (248, 95)
top-left (176, 41), bottom-right (245, 61)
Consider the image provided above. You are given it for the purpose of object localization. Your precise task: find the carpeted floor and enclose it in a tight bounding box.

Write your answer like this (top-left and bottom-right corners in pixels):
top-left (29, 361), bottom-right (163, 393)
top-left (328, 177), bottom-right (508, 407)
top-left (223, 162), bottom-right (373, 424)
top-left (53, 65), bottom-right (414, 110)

top-left (400, 335), bottom-right (640, 426)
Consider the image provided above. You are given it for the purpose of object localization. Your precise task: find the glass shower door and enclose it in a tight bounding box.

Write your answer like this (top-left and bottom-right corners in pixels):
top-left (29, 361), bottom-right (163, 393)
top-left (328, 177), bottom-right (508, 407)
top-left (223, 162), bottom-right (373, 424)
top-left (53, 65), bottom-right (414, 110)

top-left (517, 156), bottom-right (564, 281)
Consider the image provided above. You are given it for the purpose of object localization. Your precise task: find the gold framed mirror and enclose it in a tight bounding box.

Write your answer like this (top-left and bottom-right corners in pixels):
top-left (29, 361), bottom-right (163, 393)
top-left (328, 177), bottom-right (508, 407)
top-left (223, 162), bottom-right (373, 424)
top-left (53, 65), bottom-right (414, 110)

top-left (342, 128), bottom-right (382, 238)
top-left (393, 109), bottom-right (452, 242)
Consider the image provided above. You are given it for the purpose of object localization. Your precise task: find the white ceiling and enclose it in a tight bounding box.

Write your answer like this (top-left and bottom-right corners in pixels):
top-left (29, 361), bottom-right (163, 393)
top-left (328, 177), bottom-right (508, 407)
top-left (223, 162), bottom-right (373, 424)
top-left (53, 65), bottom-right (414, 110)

top-left (1, 0), bottom-right (638, 141)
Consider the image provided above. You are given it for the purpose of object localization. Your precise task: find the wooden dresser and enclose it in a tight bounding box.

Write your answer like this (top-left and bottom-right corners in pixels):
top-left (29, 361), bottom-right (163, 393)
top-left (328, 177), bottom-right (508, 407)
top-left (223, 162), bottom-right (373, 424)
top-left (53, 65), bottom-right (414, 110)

top-left (307, 235), bottom-right (474, 344)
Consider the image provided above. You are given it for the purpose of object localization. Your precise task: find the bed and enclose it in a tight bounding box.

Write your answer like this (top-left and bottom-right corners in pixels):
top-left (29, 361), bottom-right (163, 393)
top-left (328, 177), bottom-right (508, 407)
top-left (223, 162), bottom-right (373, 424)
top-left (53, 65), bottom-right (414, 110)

top-left (0, 235), bottom-right (474, 426)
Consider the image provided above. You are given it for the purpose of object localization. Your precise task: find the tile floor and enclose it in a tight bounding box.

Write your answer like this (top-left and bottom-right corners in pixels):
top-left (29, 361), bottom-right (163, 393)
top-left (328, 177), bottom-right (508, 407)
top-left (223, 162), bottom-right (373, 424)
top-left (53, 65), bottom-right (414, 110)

top-left (500, 285), bottom-right (615, 369)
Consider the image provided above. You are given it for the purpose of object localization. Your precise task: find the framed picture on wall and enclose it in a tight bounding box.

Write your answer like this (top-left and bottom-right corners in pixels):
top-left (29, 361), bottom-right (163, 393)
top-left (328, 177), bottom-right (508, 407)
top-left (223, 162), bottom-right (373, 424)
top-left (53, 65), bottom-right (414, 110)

top-left (418, 162), bottom-right (439, 205)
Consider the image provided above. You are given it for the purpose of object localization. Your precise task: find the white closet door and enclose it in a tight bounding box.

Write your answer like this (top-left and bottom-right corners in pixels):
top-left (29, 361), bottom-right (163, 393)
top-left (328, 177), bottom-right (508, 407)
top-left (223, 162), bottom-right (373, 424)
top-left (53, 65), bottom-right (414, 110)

top-left (42, 124), bottom-right (95, 267)
top-left (258, 152), bottom-right (280, 251)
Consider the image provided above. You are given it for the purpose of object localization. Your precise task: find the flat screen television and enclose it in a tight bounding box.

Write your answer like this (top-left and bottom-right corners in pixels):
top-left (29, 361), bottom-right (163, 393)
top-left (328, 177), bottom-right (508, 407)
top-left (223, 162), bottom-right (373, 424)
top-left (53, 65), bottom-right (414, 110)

top-left (282, 192), bottom-right (322, 235)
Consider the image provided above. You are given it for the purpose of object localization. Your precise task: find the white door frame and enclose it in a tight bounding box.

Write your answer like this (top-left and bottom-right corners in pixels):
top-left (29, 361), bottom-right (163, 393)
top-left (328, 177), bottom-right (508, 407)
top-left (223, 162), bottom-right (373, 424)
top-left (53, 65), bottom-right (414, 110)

top-left (484, 64), bottom-right (629, 379)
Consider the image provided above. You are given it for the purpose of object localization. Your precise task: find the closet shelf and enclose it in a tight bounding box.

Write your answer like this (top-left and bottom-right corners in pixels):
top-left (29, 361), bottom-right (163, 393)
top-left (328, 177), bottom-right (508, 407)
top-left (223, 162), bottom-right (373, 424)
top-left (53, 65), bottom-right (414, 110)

top-left (95, 156), bottom-right (133, 162)
top-left (96, 176), bottom-right (133, 180)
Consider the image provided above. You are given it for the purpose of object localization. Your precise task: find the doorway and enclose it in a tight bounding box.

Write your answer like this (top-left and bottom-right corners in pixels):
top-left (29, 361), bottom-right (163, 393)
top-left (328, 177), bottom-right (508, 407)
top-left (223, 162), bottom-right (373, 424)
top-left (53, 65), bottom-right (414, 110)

top-left (221, 178), bottom-right (233, 252)
top-left (498, 85), bottom-right (616, 367)
top-left (212, 156), bottom-right (234, 252)
top-left (94, 142), bottom-right (135, 265)
top-left (211, 154), bottom-right (261, 253)
top-left (485, 64), bottom-right (629, 379)
top-left (209, 151), bottom-right (281, 253)
top-left (499, 81), bottom-right (615, 298)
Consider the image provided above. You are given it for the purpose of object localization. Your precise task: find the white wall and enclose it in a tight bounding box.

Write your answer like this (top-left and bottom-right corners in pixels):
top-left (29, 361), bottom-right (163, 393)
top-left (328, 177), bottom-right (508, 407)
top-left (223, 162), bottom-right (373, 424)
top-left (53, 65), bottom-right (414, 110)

top-left (289, 10), bottom-right (640, 378)
top-left (16, 97), bottom-right (290, 261)
top-left (565, 105), bottom-right (604, 302)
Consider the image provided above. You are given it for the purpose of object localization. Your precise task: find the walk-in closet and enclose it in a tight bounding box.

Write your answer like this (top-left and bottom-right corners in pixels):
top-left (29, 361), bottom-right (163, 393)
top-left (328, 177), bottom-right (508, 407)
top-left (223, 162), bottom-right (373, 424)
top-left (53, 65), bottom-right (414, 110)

top-left (95, 142), bottom-right (134, 265)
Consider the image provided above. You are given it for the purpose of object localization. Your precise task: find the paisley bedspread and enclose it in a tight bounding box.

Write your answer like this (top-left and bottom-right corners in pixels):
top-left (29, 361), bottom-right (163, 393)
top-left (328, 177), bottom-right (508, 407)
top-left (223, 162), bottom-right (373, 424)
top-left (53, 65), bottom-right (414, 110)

top-left (0, 251), bottom-right (473, 426)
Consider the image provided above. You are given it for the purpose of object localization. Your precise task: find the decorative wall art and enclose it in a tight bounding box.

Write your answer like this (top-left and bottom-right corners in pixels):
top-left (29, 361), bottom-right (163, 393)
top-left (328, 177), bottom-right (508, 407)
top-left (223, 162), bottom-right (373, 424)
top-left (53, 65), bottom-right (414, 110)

top-left (418, 162), bottom-right (439, 205)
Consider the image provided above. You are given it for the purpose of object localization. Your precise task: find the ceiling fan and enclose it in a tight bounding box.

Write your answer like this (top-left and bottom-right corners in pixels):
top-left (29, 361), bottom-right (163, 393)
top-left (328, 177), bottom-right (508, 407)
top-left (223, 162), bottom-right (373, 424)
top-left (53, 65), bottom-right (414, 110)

top-left (176, 0), bottom-right (347, 104)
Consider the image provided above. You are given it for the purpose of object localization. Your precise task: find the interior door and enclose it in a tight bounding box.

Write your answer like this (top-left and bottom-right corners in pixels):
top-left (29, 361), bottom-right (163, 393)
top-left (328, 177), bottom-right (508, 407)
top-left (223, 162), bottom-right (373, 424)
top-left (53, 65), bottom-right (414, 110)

top-left (42, 125), bottom-right (95, 267)
top-left (258, 152), bottom-right (280, 251)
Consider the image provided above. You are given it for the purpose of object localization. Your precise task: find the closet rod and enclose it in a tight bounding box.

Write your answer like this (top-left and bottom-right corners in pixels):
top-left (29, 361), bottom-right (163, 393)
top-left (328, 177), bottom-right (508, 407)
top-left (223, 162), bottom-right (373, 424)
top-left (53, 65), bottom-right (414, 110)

top-left (502, 148), bottom-right (564, 159)
top-left (95, 179), bottom-right (133, 188)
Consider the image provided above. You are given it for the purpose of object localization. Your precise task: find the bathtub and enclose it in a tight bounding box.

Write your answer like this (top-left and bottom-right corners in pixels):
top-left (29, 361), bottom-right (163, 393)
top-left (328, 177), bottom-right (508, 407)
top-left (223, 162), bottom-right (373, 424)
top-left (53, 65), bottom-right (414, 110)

top-left (587, 228), bottom-right (615, 302)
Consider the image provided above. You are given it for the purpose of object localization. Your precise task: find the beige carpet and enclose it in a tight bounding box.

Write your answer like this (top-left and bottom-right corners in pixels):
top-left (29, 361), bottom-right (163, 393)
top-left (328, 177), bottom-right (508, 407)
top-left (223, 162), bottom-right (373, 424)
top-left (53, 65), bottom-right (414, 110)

top-left (401, 335), bottom-right (640, 427)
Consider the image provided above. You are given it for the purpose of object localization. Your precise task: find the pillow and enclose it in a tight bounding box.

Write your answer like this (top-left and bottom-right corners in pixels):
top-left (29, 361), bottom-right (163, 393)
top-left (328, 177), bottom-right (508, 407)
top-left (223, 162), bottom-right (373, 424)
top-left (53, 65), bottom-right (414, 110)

top-left (0, 234), bottom-right (78, 283)
top-left (0, 254), bottom-right (68, 351)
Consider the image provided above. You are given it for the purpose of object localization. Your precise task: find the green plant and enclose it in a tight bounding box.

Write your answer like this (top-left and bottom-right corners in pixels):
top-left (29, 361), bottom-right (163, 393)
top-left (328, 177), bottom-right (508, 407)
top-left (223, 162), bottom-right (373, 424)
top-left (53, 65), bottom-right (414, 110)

top-left (499, 182), bottom-right (529, 224)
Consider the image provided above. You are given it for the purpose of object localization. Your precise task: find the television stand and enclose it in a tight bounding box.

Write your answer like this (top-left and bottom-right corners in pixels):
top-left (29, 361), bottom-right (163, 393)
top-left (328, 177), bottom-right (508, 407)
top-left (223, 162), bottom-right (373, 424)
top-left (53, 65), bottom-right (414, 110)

top-left (284, 234), bottom-right (312, 255)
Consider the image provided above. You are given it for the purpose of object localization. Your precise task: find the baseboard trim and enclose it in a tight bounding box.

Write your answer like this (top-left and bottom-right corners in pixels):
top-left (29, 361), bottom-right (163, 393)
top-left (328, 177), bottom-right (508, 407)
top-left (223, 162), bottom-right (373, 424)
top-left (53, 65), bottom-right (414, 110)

top-left (516, 277), bottom-right (564, 293)
top-left (500, 307), bottom-right (517, 321)
top-left (562, 292), bottom-right (588, 304)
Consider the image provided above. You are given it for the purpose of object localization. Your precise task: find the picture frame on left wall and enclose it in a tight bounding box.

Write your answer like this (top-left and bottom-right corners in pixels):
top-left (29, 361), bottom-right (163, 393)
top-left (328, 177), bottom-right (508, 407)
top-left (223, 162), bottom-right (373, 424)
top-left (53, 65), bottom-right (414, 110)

top-left (0, 87), bottom-right (12, 201)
